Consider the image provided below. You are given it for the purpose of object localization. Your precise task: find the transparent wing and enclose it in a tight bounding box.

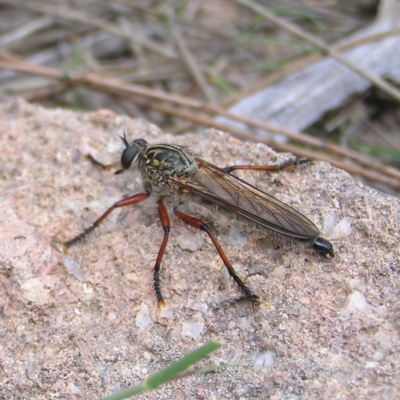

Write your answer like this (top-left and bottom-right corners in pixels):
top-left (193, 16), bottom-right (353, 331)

top-left (169, 158), bottom-right (319, 240)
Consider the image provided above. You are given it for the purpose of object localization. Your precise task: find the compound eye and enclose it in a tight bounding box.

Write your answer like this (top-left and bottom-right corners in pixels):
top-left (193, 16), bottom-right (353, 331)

top-left (121, 145), bottom-right (139, 169)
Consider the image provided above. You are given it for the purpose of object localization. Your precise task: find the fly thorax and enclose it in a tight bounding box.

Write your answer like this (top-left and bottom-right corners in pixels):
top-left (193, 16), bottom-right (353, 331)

top-left (140, 144), bottom-right (198, 194)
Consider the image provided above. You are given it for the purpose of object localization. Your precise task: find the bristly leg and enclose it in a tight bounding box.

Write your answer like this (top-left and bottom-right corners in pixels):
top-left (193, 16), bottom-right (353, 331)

top-left (153, 200), bottom-right (171, 307)
top-left (64, 225), bottom-right (95, 247)
top-left (63, 191), bottom-right (151, 248)
top-left (174, 209), bottom-right (261, 308)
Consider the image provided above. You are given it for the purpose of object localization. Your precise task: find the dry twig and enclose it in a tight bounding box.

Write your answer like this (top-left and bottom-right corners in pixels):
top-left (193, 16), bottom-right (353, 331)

top-left (1, 54), bottom-right (399, 189)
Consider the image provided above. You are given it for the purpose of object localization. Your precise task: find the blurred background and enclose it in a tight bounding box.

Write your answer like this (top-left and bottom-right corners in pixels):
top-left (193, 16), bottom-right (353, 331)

top-left (0, 0), bottom-right (399, 195)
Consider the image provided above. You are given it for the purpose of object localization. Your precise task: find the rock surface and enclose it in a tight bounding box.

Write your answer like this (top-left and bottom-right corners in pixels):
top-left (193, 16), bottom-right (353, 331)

top-left (0, 99), bottom-right (399, 399)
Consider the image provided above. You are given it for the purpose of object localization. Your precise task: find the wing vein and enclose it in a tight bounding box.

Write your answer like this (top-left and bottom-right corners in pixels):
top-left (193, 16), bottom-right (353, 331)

top-left (169, 158), bottom-right (319, 239)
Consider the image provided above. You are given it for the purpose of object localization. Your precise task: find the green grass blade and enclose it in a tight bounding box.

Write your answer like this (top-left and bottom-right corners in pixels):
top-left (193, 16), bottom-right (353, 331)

top-left (100, 340), bottom-right (225, 400)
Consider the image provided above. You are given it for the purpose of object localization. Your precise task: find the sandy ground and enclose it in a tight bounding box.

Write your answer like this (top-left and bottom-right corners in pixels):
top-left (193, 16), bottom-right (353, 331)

top-left (0, 99), bottom-right (399, 399)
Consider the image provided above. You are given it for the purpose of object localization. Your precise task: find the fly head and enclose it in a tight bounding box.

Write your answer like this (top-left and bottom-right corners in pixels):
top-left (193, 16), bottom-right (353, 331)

top-left (120, 138), bottom-right (148, 170)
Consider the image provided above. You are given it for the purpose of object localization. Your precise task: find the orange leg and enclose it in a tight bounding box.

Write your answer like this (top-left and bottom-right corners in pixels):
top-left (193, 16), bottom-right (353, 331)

top-left (64, 191), bottom-right (151, 247)
top-left (153, 201), bottom-right (170, 307)
top-left (174, 210), bottom-right (260, 307)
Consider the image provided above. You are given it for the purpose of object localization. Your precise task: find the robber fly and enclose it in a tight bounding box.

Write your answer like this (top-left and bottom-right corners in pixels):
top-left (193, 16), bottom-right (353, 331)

top-left (64, 136), bottom-right (334, 307)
